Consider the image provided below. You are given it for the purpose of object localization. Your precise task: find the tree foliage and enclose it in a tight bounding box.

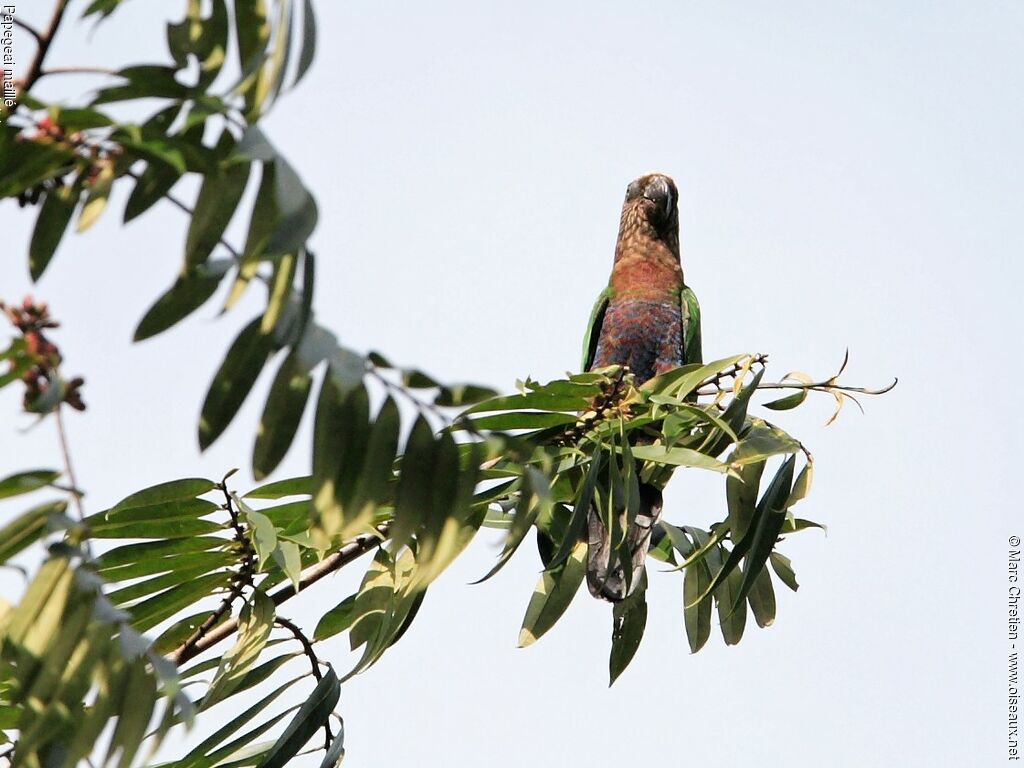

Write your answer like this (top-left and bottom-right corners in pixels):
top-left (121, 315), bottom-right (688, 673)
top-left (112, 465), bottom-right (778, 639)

top-left (0, 2), bottom-right (894, 766)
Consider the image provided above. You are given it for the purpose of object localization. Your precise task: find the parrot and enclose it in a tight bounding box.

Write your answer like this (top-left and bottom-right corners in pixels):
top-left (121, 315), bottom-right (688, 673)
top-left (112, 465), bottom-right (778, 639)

top-left (581, 172), bottom-right (702, 601)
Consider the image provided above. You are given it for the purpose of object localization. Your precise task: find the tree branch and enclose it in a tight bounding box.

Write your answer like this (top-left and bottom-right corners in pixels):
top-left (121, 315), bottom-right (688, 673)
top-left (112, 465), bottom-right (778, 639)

top-left (54, 405), bottom-right (85, 523)
top-left (276, 616), bottom-right (334, 749)
top-left (169, 525), bottom-right (389, 666)
top-left (169, 479), bottom-right (256, 664)
top-left (37, 65), bottom-right (118, 79)
top-left (11, 16), bottom-right (43, 45)
top-left (15, 0), bottom-right (70, 100)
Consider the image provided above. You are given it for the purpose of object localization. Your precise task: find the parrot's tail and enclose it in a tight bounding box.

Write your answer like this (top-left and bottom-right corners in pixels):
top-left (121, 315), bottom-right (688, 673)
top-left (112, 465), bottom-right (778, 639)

top-left (586, 483), bottom-right (663, 602)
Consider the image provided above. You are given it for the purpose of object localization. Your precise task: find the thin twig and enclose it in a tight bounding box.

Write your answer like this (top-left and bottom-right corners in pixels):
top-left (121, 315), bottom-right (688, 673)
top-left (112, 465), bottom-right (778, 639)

top-left (11, 16), bottom-right (43, 44)
top-left (54, 405), bottom-right (85, 522)
top-left (276, 616), bottom-right (334, 749)
top-left (37, 65), bottom-right (118, 79)
top-left (126, 169), bottom-right (244, 263)
top-left (169, 524), bottom-right (389, 666)
top-left (15, 0), bottom-right (70, 100)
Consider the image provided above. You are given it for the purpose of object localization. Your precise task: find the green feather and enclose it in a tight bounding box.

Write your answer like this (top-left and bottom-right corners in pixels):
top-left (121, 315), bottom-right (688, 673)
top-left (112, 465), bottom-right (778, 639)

top-left (581, 286), bottom-right (612, 371)
top-left (681, 284), bottom-right (702, 366)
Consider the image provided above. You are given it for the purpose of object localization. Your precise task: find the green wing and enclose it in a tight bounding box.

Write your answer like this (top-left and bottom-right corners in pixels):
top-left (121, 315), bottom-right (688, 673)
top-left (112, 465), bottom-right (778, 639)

top-left (581, 286), bottom-right (612, 372)
top-left (681, 284), bottom-right (703, 366)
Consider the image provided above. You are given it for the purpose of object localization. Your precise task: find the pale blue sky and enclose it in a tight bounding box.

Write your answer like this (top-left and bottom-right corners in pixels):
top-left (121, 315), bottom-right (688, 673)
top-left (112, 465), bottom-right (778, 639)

top-left (2, 2), bottom-right (1022, 766)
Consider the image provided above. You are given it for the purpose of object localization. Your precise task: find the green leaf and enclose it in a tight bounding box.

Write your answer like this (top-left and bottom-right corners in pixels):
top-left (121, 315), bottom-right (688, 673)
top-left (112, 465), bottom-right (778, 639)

top-left (747, 564), bottom-right (776, 628)
top-left (199, 318), bottom-right (275, 450)
top-left (769, 552), bottom-right (799, 592)
top-left (0, 124), bottom-right (76, 197)
top-left (712, 545), bottom-right (746, 645)
top-left (390, 413), bottom-right (436, 549)
top-left (76, 163), bottom-right (115, 233)
top-left (202, 590), bottom-right (275, 710)
top-left (641, 353), bottom-right (747, 397)
top-left (630, 444), bottom-right (726, 471)
top-left (294, 0), bottom-right (318, 86)
top-left (241, 500), bottom-right (278, 570)
top-left (108, 477), bottom-right (216, 513)
top-left (259, 668), bottom-right (340, 768)
top-left (464, 390), bottom-right (591, 415)
top-left (177, 677), bottom-right (302, 764)
top-left (314, 594), bottom-right (356, 641)
top-left (726, 458), bottom-right (764, 546)
top-left (518, 539), bottom-right (587, 647)
top-left (0, 469), bottom-right (60, 499)
top-left (609, 572), bottom-right (647, 684)
top-left (134, 267), bottom-right (223, 341)
top-left (683, 548), bottom-right (713, 653)
top-left (123, 162), bottom-right (180, 223)
top-left (0, 501), bottom-right (66, 563)
top-left (245, 475), bottom-right (313, 500)
top-left (318, 729), bottom-right (346, 768)
top-left (728, 424), bottom-right (801, 466)
top-left (462, 411), bottom-right (578, 431)
top-left (252, 350), bottom-right (312, 479)
top-left (185, 130), bottom-right (251, 268)
top-left (731, 455), bottom-right (796, 612)
top-left (762, 390), bottom-right (808, 411)
top-left (29, 184), bottom-right (78, 281)
top-left (128, 572), bottom-right (229, 632)
top-left (546, 449), bottom-right (602, 569)
top-left (271, 540), bottom-right (302, 591)
top-left (93, 65), bottom-right (190, 103)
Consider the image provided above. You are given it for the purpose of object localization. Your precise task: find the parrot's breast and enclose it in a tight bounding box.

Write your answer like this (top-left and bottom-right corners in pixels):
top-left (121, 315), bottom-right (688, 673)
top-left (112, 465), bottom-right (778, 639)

top-left (591, 298), bottom-right (683, 384)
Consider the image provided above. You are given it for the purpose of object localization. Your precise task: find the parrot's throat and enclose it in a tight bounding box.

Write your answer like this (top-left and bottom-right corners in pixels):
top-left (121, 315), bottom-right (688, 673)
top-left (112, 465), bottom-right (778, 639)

top-left (611, 235), bottom-right (682, 301)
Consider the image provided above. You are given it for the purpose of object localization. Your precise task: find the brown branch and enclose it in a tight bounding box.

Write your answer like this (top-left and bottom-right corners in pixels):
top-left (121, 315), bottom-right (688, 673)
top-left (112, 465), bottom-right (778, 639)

top-left (276, 616), bottom-right (334, 749)
top-left (169, 525), bottom-right (389, 666)
top-left (15, 0), bottom-right (70, 100)
top-left (37, 65), bottom-right (118, 79)
top-left (11, 16), bottom-right (42, 44)
top-left (169, 480), bottom-right (256, 664)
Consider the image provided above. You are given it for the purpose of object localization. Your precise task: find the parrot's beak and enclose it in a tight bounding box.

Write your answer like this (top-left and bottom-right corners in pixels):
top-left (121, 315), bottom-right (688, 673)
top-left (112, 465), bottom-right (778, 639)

top-left (642, 176), bottom-right (674, 217)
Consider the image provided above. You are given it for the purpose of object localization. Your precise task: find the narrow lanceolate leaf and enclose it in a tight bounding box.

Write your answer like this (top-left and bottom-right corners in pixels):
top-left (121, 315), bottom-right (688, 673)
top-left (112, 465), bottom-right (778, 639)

top-left (314, 594), bottom-right (356, 641)
top-left (726, 457), bottom-right (764, 546)
top-left (0, 501), bottom-right (66, 563)
top-left (199, 318), bottom-right (275, 450)
top-left (108, 477), bottom-right (216, 513)
top-left (260, 669), bottom-right (340, 768)
top-left (253, 350), bottom-right (312, 479)
top-left (711, 545), bottom-right (746, 645)
top-left (0, 469), bottom-right (60, 499)
top-left (747, 565), bottom-right (777, 628)
top-left (261, 251), bottom-right (298, 337)
top-left (518, 539), bottom-right (587, 648)
top-left (134, 268), bottom-right (222, 341)
top-left (245, 475), bottom-right (313, 500)
top-left (769, 551), bottom-right (799, 592)
top-left (390, 414), bottom-right (436, 550)
top-left (202, 590), bottom-right (275, 710)
top-left (731, 455), bottom-right (796, 612)
top-left (630, 444), bottom-right (726, 471)
top-left (123, 161), bottom-right (179, 223)
top-left (77, 163), bottom-right (115, 233)
top-left (683, 553), bottom-right (713, 653)
top-left (30, 184), bottom-right (78, 281)
top-left (609, 572), bottom-right (647, 684)
top-left (185, 131), bottom-right (251, 268)
top-left (294, 0), bottom-right (318, 86)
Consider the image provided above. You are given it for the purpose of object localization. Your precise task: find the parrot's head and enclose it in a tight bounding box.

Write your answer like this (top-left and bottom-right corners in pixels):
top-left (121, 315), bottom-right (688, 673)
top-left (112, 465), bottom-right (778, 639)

top-left (619, 173), bottom-right (680, 256)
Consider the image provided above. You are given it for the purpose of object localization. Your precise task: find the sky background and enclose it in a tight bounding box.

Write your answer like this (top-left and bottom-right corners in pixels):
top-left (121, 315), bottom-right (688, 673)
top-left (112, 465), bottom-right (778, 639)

top-left (2, 1), bottom-right (1022, 766)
